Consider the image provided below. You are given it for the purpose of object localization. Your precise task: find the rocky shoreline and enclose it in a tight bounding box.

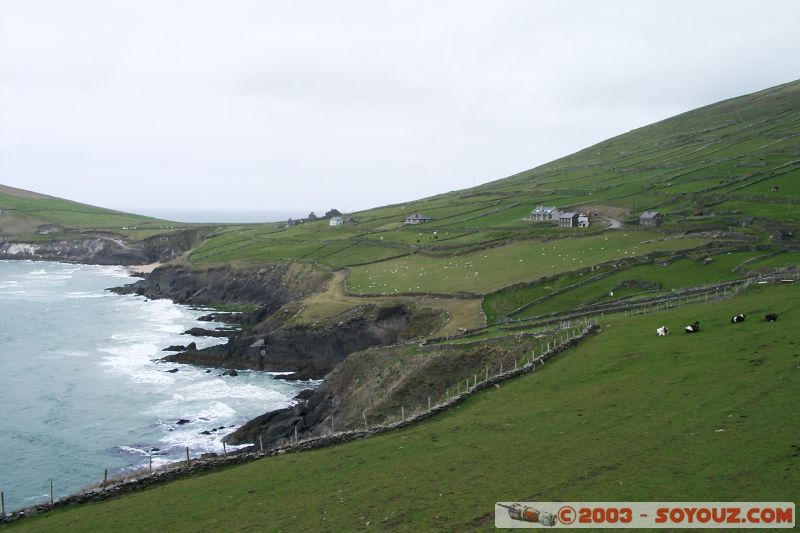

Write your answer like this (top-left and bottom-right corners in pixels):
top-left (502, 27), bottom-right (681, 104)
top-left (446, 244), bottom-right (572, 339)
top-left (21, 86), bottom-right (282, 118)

top-left (109, 262), bottom-right (447, 449)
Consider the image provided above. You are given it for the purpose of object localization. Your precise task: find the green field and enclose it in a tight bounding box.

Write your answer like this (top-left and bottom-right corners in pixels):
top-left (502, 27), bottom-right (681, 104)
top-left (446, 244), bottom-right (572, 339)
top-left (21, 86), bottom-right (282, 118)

top-left (347, 233), bottom-right (709, 295)
top-left (489, 251), bottom-right (759, 322)
top-left (11, 283), bottom-right (798, 532)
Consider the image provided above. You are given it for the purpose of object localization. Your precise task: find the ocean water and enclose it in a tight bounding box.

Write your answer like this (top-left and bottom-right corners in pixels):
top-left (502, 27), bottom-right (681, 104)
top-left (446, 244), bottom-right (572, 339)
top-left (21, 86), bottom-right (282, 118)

top-left (0, 260), bottom-right (311, 512)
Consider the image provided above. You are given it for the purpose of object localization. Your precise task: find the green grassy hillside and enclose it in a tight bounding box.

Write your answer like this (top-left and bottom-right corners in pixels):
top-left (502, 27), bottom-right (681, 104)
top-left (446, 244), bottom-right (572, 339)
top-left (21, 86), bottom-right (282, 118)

top-left (11, 283), bottom-right (798, 532)
top-left (0, 184), bottom-right (179, 241)
top-left (183, 80), bottom-right (800, 276)
top-left (177, 80), bottom-right (799, 332)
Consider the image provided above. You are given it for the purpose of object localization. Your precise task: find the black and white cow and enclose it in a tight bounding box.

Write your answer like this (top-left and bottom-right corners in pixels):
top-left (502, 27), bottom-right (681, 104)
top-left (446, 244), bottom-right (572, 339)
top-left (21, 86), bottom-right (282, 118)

top-left (765, 313), bottom-right (779, 322)
top-left (656, 325), bottom-right (669, 336)
top-left (685, 321), bottom-right (700, 334)
top-left (730, 314), bottom-right (746, 323)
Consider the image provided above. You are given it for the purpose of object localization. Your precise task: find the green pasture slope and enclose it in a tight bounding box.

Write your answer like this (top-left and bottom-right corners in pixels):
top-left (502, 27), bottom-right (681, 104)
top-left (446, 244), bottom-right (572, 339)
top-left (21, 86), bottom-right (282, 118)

top-left (11, 283), bottom-right (799, 532)
top-left (0, 185), bottom-right (178, 240)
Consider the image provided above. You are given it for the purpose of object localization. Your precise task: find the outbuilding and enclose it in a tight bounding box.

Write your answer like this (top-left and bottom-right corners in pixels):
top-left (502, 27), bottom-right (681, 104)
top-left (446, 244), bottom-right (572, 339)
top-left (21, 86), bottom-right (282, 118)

top-left (639, 211), bottom-right (664, 226)
top-left (559, 211), bottom-right (580, 227)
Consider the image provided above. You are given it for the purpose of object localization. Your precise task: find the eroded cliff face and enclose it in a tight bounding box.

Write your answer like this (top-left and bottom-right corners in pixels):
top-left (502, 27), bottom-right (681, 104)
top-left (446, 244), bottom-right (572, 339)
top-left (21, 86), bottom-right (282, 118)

top-left (112, 262), bottom-right (447, 451)
top-left (0, 230), bottom-right (203, 265)
top-left (110, 262), bottom-right (327, 309)
top-left (164, 303), bottom-right (445, 378)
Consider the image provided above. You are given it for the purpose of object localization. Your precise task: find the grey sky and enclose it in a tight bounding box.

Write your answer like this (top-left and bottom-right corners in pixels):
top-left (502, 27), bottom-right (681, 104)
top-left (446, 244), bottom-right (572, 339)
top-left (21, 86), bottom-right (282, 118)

top-left (1, 1), bottom-right (799, 218)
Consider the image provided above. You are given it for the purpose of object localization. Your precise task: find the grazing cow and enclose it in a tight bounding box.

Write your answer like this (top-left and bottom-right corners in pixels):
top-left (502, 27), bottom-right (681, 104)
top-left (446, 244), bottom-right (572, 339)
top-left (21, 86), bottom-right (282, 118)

top-left (656, 325), bottom-right (669, 336)
top-left (730, 314), bottom-right (746, 323)
top-left (685, 321), bottom-right (700, 334)
top-left (765, 313), bottom-right (779, 322)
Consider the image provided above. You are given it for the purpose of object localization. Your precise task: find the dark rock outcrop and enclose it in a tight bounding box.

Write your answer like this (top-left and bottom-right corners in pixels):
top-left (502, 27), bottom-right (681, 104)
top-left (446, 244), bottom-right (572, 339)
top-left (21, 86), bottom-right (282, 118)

top-left (163, 345), bottom-right (186, 352)
top-left (183, 327), bottom-right (236, 338)
top-left (109, 263), bottom-right (328, 311)
top-left (198, 312), bottom-right (246, 323)
top-left (163, 304), bottom-right (445, 379)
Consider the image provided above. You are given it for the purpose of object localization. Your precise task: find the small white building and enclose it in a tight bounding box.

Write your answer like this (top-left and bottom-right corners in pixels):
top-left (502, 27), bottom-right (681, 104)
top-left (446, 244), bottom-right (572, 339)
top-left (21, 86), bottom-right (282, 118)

top-left (405, 214), bottom-right (432, 224)
top-left (329, 216), bottom-right (344, 226)
top-left (577, 213), bottom-right (590, 228)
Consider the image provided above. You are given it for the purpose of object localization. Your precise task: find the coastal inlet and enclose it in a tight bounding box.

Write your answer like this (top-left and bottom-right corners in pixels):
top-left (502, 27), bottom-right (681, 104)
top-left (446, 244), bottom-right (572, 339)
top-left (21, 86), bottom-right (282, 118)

top-left (0, 260), bottom-right (314, 512)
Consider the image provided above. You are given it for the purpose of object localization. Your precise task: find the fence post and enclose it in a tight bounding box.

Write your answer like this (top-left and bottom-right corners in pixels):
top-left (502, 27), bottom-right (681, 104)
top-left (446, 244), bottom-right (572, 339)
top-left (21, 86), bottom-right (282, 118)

top-left (223, 442), bottom-right (227, 458)
top-left (185, 447), bottom-right (190, 467)
top-left (401, 405), bottom-right (405, 421)
top-left (149, 453), bottom-right (153, 474)
top-left (49, 480), bottom-right (53, 506)
top-left (474, 374), bottom-right (477, 386)
top-left (485, 367), bottom-right (489, 381)
top-left (103, 468), bottom-right (108, 486)
top-left (259, 435), bottom-right (264, 451)
top-left (1, 490), bottom-right (5, 518)
top-left (362, 411), bottom-right (368, 431)
top-left (294, 425), bottom-right (299, 443)
top-left (428, 396), bottom-right (431, 410)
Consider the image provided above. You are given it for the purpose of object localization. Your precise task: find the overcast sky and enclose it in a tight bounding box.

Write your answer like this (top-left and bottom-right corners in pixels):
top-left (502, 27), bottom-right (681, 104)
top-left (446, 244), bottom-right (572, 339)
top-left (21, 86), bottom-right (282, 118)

top-left (1, 1), bottom-right (799, 219)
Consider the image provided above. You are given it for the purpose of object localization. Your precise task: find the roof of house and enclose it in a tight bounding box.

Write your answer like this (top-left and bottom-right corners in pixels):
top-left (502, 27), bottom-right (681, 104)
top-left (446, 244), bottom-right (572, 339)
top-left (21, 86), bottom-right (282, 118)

top-left (405, 213), bottom-right (432, 221)
top-left (559, 211), bottom-right (578, 218)
top-left (640, 210), bottom-right (661, 219)
top-left (531, 206), bottom-right (558, 214)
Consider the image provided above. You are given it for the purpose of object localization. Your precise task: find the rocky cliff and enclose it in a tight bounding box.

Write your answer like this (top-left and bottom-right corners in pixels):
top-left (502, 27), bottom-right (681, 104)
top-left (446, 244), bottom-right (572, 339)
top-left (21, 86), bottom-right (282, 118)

top-left (109, 262), bottom-right (327, 309)
top-left (0, 229), bottom-right (203, 265)
top-left (112, 262), bottom-right (446, 451)
top-left (163, 303), bottom-right (446, 379)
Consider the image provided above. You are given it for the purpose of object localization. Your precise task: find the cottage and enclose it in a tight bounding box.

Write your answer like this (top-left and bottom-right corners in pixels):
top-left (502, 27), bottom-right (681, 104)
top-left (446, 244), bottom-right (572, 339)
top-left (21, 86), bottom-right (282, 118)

top-left (529, 206), bottom-right (560, 222)
top-left (325, 208), bottom-right (342, 219)
top-left (405, 214), bottom-right (432, 224)
top-left (639, 211), bottom-right (664, 226)
top-left (559, 211), bottom-right (580, 228)
top-left (577, 213), bottom-right (590, 228)
top-left (329, 216), bottom-right (343, 226)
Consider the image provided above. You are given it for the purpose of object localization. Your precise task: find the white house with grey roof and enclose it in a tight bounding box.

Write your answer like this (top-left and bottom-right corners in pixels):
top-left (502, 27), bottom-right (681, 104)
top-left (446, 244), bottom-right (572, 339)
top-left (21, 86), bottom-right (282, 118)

top-left (529, 206), bottom-right (560, 221)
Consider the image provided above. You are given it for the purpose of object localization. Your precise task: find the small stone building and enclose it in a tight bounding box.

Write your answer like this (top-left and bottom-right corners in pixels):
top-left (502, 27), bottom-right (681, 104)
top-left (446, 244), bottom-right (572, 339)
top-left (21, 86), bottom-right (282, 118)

top-left (639, 211), bottom-right (664, 226)
top-left (577, 213), bottom-right (590, 228)
top-left (329, 216), bottom-right (343, 226)
top-left (559, 211), bottom-right (580, 227)
top-left (405, 214), bottom-right (432, 224)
